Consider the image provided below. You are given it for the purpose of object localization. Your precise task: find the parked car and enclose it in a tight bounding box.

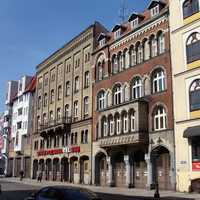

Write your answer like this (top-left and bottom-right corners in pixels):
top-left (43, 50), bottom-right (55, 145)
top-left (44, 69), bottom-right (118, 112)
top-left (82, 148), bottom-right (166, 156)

top-left (24, 186), bottom-right (102, 200)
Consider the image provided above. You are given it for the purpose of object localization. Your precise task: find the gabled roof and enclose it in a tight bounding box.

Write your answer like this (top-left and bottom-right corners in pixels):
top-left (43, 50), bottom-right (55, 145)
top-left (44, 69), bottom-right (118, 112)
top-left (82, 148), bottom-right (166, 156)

top-left (147, 0), bottom-right (166, 9)
top-left (128, 12), bottom-right (145, 22)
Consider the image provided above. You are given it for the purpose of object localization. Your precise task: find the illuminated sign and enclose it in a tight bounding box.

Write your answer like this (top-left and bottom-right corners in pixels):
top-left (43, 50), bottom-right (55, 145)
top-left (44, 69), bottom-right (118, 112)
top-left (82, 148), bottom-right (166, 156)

top-left (37, 146), bottom-right (80, 157)
top-left (192, 162), bottom-right (200, 171)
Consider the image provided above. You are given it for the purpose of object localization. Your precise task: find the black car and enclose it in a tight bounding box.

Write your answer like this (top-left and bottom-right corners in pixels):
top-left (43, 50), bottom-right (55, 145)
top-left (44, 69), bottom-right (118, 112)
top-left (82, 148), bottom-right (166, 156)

top-left (24, 186), bottom-right (101, 200)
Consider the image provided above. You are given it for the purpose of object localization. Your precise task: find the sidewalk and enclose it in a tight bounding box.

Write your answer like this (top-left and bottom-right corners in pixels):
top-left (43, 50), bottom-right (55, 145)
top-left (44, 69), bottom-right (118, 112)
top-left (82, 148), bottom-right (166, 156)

top-left (1, 177), bottom-right (200, 200)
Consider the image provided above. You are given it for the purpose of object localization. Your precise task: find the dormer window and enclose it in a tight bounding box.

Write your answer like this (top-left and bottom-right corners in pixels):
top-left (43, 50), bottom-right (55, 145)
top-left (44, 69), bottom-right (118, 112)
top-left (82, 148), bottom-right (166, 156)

top-left (151, 5), bottom-right (160, 17)
top-left (114, 29), bottom-right (121, 40)
top-left (131, 18), bottom-right (139, 29)
top-left (99, 38), bottom-right (106, 47)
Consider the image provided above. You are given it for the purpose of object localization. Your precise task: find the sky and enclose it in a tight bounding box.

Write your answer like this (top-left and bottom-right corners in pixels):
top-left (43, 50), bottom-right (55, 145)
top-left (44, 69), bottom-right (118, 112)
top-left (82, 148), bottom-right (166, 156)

top-left (0, 0), bottom-right (149, 112)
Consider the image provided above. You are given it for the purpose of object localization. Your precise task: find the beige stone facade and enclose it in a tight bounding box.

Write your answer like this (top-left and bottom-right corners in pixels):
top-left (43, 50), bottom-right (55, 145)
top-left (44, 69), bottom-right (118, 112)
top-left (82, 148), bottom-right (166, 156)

top-left (169, 0), bottom-right (200, 192)
top-left (31, 22), bottom-right (107, 185)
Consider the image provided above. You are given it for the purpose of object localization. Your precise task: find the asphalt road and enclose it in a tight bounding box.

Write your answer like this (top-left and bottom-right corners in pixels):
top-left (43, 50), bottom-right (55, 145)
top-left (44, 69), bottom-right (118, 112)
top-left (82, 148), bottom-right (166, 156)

top-left (0, 181), bottom-right (195, 200)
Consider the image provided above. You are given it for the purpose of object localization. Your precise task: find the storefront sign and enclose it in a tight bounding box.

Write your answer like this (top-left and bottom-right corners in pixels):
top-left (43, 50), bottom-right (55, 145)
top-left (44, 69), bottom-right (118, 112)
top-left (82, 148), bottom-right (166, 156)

top-left (37, 146), bottom-right (80, 157)
top-left (192, 162), bottom-right (200, 171)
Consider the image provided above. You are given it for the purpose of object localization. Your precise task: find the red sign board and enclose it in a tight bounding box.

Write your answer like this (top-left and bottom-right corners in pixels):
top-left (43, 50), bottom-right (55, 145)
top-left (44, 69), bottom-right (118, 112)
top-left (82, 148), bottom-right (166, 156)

top-left (37, 146), bottom-right (80, 157)
top-left (192, 162), bottom-right (200, 171)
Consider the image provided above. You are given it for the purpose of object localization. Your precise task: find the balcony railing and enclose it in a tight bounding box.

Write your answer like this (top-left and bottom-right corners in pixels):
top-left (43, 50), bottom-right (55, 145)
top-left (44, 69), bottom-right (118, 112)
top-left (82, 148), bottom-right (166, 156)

top-left (39, 117), bottom-right (72, 132)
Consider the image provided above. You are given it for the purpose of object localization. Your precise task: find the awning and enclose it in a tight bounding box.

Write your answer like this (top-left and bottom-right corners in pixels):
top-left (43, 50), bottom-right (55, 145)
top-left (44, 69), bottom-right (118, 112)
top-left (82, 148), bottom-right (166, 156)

top-left (183, 126), bottom-right (200, 138)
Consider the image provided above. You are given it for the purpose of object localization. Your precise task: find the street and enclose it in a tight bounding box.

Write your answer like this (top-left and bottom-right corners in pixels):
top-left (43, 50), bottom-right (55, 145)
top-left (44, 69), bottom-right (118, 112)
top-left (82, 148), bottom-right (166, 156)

top-left (0, 181), bottom-right (196, 200)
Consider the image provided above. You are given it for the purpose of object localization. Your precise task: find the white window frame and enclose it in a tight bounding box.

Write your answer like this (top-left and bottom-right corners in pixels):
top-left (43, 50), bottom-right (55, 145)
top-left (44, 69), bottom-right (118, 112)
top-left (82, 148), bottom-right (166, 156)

top-left (114, 86), bottom-right (122, 105)
top-left (99, 38), bottom-right (106, 47)
top-left (116, 117), bottom-right (121, 135)
top-left (109, 119), bottom-right (114, 136)
top-left (154, 107), bottom-right (167, 131)
top-left (84, 97), bottom-right (89, 115)
top-left (130, 112), bottom-right (135, 132)
top-left (151, 5), bottom-right (160, 17)
top-left (132, 78), bottom-right (142, 99)
top-left (124, 50), bottom-right (130, 69)
top-left (74, 101), bottom-right (78, 118)
top-left (158, 33), bottom-right (165, 54)
top-left (153, 70), bottom-right (165, 93)
top-left (123, 114), bottom-right (128, 133)
top-left (114, 29), bottom-right (121, 40)
top-left (98, 92), bottom-right (106, 110)
top-left (131, 18), bottom-right (139, 29)
top-left (103, 120), bottom-right (108, 137)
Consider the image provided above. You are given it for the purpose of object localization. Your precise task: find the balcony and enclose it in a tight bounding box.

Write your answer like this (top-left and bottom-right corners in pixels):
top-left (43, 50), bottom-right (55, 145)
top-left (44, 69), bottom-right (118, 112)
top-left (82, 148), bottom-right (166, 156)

top-left (99, 131), bottom-right (148, 147)
top-left (39, 117), bottom-right (71, 137)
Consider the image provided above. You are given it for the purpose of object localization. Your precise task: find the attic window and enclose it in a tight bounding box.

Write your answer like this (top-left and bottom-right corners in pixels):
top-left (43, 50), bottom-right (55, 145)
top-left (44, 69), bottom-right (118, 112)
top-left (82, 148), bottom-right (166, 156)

top-left (151, 5), bottom-right (160, 17)
top-left (114, 29), bottom-right (121, 40)
top-left (99, 38), bottom-right (106, 47)
top-left (131, 18), bottom-right (139, 29)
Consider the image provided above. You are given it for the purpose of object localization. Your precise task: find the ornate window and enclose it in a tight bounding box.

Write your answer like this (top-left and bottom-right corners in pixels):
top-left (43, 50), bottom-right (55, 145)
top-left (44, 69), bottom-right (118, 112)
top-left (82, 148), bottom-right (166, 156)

top-left (43, 93), bottom-right (48, 107)
top-left (158, 32), bottom-right (165, 54)
top-left (124, 49), bottom-right (130, 69)
top-left (150, 35), bottom-right (157, 57)
top-left (118, 52), bottom-right (123, 71)
top-left (97, 90), bottom-right (106, 110)
top-left (65, 81), bottom-right (70, 96)
top-left (186, 32), bottom-right (200, 63)
top-left (108, 116), bottom-right (114, 136)
top-left (189, 79), bottom-right (200, 111)
top-left (57, 85), bottom-right (62, 100)
top-left (136, 43), bottom-right (143, 64)
top-left (84, 96), bottom-right (89, 115)
top-left (50, 89), bottom-right (55, 103)
top-left (153, 106), bottom-right (167, 131)
top-left (132, 77), bottom-right (142, 99)
top-left (115, 114), bottom-right (121, 135)
top-left (130, 46), bottom-right (136, 66)
top-left (130, 111), bottom-right (135, 132)
top-left (122, 112), bottom-right (128, 133)
top-left (152, 69), bottom-right (165, 93)
top-left (113, 84), bottom-right (122, 105)
top-left (183, 0), bottom-right (199, 19)
top-left (74, 76), bottom-right (79, 92)
top-left (112, 55), bottom-right (118, 74)
top-left (57, 108), bottom-right (61, 120)
top-left (101, 117), bottom-right (108, 137)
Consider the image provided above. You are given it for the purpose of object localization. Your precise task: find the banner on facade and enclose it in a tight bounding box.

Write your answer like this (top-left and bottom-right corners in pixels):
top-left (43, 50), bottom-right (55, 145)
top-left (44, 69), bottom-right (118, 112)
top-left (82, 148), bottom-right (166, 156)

top-left (192, 162), bottom-right (200, 171)
top-left (37, 146), bottom-right (80, 156)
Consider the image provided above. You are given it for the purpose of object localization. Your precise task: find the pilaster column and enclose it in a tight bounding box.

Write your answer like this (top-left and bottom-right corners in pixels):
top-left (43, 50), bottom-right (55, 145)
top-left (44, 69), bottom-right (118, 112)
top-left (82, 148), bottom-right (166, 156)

top-left (107, 157), bottom-right (114, 187)
top-left (124, 155), bottom-right (132, 188)
top-left (145, 153), bottom-right (153, 189)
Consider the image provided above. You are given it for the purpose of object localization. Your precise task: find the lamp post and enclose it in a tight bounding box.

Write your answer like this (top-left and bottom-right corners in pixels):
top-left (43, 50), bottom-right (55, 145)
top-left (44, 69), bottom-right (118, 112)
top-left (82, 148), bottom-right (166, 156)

top-left (153, 149), bottom-right (160, 199)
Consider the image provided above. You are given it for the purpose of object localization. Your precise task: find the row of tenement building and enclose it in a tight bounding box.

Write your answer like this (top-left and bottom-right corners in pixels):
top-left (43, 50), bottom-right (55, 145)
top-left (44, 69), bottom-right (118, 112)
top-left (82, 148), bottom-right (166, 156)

top-left (0, 0), bottom-right (200, 193)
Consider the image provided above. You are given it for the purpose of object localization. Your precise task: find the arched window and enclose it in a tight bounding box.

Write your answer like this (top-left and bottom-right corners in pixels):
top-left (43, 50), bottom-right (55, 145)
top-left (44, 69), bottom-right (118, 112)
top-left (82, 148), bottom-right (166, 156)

top-left (50, 89), bottom-right (54, 104)
top-left (124, 49), bottom-right (130, 69)
top-left (143, 39), bottom-right (150, 61)
top-left (186, 32), bottom-right (200, 63)
top-left (113, 84), bottom-right (122, 105)
top-left (152, 69), bottom-right (165, 93)
top-left (150, 35), bottom-right (157, 57)
top-left (115, 114), bottom-right (121, 135)
top-left (158, 31), bottom-right (165, 54)
top-left (189, 79), bottom-right (200, 111)
top-left (108, 115), bottom-right (114, 136)
top-left (122, 112), bottom-right (128, 133)
top-left (129, 110), bottom-right (135, 132)
top-left (98, 62), bottom-right (103, 81)
top-left (118, 52), bottom-right (123, 72)
top-left (183, 0), bottom-right (199, 19)
top-left (43, 93), bottom-right (48, 107)
top-left (97, 90), bottom-right (106, 110)
top-left (153, 106), bottom-right (167, 131)
top-left (57, 85), bottom-right (62, 100)
top-left (57, 108), bottom-right (61, 120)
top-left (112, 55), bottom-right (118, 74)
top-left (101, 117), bottom-right (108, 137)
top-left (131, 77), bottom-right (142, 99)
top-left (130, 46), bottom-right (136, 66)
top-left (136, 42), bottom-right (143, 64)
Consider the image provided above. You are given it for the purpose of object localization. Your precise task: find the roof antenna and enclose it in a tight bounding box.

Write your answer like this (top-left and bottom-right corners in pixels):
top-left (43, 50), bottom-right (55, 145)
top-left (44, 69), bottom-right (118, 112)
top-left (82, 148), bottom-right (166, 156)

top-left (119, 0), bottom-right (128, 23)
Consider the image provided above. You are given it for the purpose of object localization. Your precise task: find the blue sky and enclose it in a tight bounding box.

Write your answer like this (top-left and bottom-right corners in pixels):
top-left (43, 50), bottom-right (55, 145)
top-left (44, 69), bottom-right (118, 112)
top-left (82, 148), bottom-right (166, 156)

top-left (0, 0), bottom-right (149, 112)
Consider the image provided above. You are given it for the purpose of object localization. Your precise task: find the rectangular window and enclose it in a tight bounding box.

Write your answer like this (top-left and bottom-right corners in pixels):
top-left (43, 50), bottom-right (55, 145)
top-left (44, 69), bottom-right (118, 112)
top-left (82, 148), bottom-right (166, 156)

top-left (84, 97), bottom-right (89, 115)
top-left (131, 18), bottom-right (139, 29)
top-left (17, 122), bottom-right (22, 130)
top-left (18, 108), bottom-right (23, 116)
top-left (74, 101), bottom-right (78, 119)
top-left (74, 77), bottom-right (79, 92)
top-left (84, 71), bottom-right (90, 88)
top-left (151, 5), bottom-right (159, 17)
top-left (99, 38), bottom-right (106, 47)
